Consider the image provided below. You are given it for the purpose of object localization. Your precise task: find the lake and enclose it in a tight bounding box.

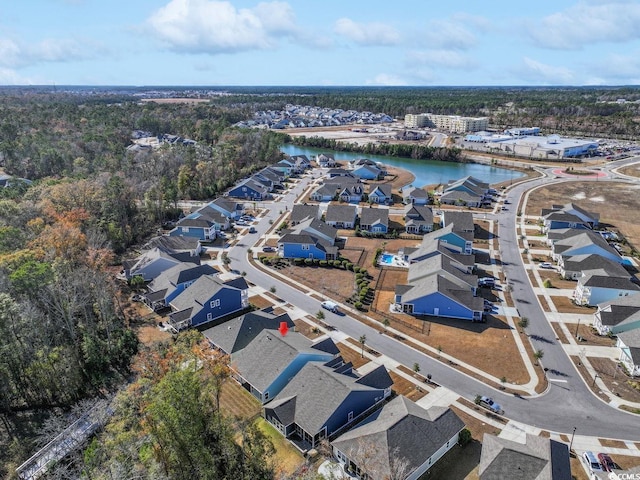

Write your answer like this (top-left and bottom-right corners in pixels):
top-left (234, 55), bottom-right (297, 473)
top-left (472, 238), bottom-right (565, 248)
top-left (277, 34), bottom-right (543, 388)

top-left (281, 144), bottom-right (524, 187)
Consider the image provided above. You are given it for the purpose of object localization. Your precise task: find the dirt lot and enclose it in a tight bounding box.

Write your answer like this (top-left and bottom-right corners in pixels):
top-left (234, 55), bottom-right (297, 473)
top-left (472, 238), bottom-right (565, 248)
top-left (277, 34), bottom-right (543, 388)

top-left (389, 372), bottom-right (428, 402)
top-left (524, 181), bottom-right (640, 253)
top-left (589, 357), bottom-right (640, 404)
top-left (549, 295), bottom-right (596, 314)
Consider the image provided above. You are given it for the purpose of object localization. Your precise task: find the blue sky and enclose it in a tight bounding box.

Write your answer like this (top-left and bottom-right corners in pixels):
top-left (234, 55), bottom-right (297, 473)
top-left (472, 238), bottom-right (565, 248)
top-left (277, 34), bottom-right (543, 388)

top-left (2, 0), bottom-right (640, 86)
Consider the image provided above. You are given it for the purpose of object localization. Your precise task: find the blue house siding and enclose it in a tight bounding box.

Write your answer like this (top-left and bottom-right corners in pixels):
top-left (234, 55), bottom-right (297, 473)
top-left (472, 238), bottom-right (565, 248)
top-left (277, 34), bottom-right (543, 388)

top-left (261, 353), bottom-right (335, 403)
top-left (584, 288), bottom-right (638, 307)
top-left (405, 291), bottom-right (475, 320)
top-left (437, 232), bottom-right (471, 254)
top-left (323, 390), bottom-right (385, 438)
top-left (547, 220), bottom-right (589, 231)
top-left (561, 246), bottom-right (622, 264)
top-left (280, 243), bottom-right (327, 260)
top-left (228, 185), bottom-right (263, 200)
top-left (367, 222), bottom-right (388, 234)
top-left (133, 258), bottom-right (180, 282)
top-left (164, 282), bottom-right (193, 305)
top-left (191, 288), bottom-right (244, 327)
top-left (352, 167), bottom-right (379, 180)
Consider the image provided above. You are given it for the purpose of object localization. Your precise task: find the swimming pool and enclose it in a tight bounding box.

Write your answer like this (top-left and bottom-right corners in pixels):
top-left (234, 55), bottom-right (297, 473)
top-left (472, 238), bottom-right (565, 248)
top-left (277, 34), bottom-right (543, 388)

top-left (380, 254), bottom-right (394, 264)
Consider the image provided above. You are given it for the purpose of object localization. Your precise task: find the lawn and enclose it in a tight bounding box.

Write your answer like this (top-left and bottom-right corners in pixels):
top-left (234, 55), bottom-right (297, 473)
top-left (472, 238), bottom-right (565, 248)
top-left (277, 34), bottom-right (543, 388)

top-left (219, 378), bottom-right (261, 420)
top-left (548, 295), bottom-right (595, 314)
top-left (337, 341), bottom-right (371, 369)
top-left (254, 417), bottom-right (305, 477)
top-left (389, 371), bottom-right (428, 402)
top-left (248, 294), bottom-right (274, 310)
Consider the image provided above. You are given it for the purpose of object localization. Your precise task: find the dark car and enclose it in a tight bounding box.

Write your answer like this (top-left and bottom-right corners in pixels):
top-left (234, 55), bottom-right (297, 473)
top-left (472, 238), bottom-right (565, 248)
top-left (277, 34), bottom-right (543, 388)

top-left (262, 246), bottom-right (275, 252)
top-left (597, 453), bottom-right (616, 472)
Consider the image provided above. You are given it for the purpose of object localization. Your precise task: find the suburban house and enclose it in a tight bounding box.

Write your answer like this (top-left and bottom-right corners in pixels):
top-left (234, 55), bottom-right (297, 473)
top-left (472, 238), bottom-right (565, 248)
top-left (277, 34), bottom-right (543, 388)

top-left (143, 263), bottom-right (219, 311)
top-left (360, 207), bottom-right (389, 234)
top-left (231, 330), bottom-right (340, 403)
top-left (207, 197), bottom-right (245, 220)
top-left (338, 184), bottom-right (365, 203)
top-left (203, 309), bottom-right (295, 355)
top-left (550, 231), bottom-right (623, 264)
top-left (289, 204), bottom-right (320, 225)
top-left (325, 204), bottom-right (358, 229)
top-left (277, 218), bottom-right (339, 260)
top-left (317, 153), bottom-right (337, 167)
top-left (310, 184), bottom-right (338, 202)
top-left (403, 186), bottom-right (430, 205)
top-left (169, 217), bottom-right (217, 241)
top-left (558, 253), bottom-right (629, 280)
top-left (420, 222), bottom-right (474, 256)
top-left (541, 203), bottom-right (599, 228)
top-left (264, 360), bottom-right (393, 451)
top-left (439, 176), bottom-right (489, 207)
top-left (573, 271), bottom-right (640, 307)
top-left (479, 433), bottom-right (571, 480)
top-left (593, 293), bottom-right (640, 335)
top-left (143, 235), bottom-right (202, 258)
top-left (406, 235), bottom-right (475, 272)
top-left (617, 329), bottom-right (640, 377)
top-left (395, 275), bottom-right (484, 321)
top-left (541, 211), bottom-right (591, 232)
top-left (352, 163), bottom-right (384, 180)
top-left (406, 254), bottom-right (478, 294)
top-left (441, 210), bottom-right (475, 235)
top-left (368, 184), bottom-right (393, 204)
top-left (227, 178), bottom-right (271, 200)
top-left (349, 158), bottom-right (381, 171)
top-left (272, 160), bottom-right (295, 177)
top-left (327, 168), bottom-right (354, 178)
top-left (167, 275), bottom-right (249, 331)
top-left (121, 247), bottom-right (199, 282)
top-left (332, 397), bottom-right (465, 480)
top-left (404, 204), bottom-right (434, 234)
top-left (287, 154), bottom-right (311, 173)
top-left (253, 168), bottom-right (284, 191)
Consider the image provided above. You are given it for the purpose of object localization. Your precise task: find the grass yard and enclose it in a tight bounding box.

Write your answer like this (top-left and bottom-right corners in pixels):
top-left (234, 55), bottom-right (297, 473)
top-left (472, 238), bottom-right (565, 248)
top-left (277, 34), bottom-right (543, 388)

top-left (254, 417), bottom-right (305, 477)
top-left (219, 378), bottom-right (261, 420)
top-left (575, 324), bottom-right (616, 347)
top-left (337, 341), bottom-right (371, 369)
top-left (450, 406), bottom-right (501, 441)
top-left (293, 318), bottom-right (324, 339)
top-left (389, 371), bottom-right (428, 402)
top-left (615, 454), bottom-right (640, 470)
top-left (248, 294), bottom-right (274, 310)
top-left (589, 357), bottom-right (640, 404)
top-left (548, 295), bottom-right (595, 314)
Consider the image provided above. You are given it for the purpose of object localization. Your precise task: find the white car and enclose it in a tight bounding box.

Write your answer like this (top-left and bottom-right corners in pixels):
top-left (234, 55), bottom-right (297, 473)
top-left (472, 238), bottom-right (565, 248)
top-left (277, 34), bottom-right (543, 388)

top-left (540, 262), bottom-right (554, 269)
top-left (321, 301), bottom-right (339, 313)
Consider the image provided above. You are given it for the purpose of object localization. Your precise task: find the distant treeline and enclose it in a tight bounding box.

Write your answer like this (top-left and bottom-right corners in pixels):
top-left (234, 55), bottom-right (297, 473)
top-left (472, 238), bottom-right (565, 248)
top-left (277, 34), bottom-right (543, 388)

top-left (285, 134), bottom-right (465, 162)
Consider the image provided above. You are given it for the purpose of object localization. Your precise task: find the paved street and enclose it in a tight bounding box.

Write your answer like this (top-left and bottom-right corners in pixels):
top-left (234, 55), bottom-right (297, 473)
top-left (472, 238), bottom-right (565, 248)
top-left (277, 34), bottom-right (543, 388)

top-left (228, 158), bottom-right (640, 441)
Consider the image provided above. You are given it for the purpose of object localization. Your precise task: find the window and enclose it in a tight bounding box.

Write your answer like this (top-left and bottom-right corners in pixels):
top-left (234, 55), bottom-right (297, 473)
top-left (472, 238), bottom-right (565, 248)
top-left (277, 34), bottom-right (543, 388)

top-left (264, 391), bottom-right (269, 400)
top-left (182, 227), bottom-right (189, 233)
top-left (210, 299), bottom-right (221, 308)
top-left (348, 411), bottom-right (353, 422)
top-left (242, 187), bottom-right (247, 192)
top-left (207, 313), bottom-right (213, 321)
top-left (302, 244), bottom-right (310, 250)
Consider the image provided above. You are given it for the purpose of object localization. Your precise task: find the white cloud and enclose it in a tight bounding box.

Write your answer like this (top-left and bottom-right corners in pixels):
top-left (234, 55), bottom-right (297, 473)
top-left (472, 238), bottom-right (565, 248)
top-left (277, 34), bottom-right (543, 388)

top-left (529, 2), bottom-right (640, 50)
top-left (0, 67), bottom-right (36, 85)
top-left (514, 57), bottom-right (574, 84)
top-left (591, 52), bottom-right (640, 83)
top-left (423, 19), bottom-right (477, 50)
top-left (365, 73), bottom-right (408, 86)
top-left (146, 0), bottom-right (300, 53)
top-left (0, 37), bottom-right (95, 68)
top-left (333, 18), bottom-right (400, 46)
top-left (407, 49), bottom-right (477, 70)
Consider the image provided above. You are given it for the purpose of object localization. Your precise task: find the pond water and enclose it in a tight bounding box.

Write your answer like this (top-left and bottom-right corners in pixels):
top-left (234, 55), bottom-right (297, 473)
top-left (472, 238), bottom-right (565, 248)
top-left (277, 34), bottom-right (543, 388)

top-left (281, 144), bottom-right (524, 188)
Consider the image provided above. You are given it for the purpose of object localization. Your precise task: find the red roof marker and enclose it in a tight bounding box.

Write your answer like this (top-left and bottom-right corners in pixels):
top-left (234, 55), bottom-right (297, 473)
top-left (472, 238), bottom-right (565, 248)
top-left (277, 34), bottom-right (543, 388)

top-left (278, 321), bottom-right (289, 336)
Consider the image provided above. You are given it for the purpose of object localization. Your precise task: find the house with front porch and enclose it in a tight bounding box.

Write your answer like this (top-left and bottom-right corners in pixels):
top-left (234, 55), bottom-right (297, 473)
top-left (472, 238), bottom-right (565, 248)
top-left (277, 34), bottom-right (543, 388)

top-left (414, 223), bottom-right (473, 256)
top-left (332, 397), bottom-right (465, 480)
top-left (368, 184), bottom-right (392, 204)
top-left (317, 153), bottom-right (337, 167)
top-left (541, 203), bottom-right (599, 228)
top-left (143, 263), bottom-right (219, 311)
top-left (360, 207), bottom-right (389, 234)
top-left (227, 178), bottom-right (270, 200)
top-left (395, 275), bottom-right (484, 321)
top-left (406, 236), bottom-right (475, 273)
top-left (573, 271), bottom-right (640, 307)
top-left (338, 184), bottom-right (364, 203)
top-left (541, 212), bottom-right (591, 233)
top-left (352, 164), bottom-right (384, 180)
top-left (404, 204), bottom-right (434, 234)
top-left (169, 217), bottom-right (217, 241)
top-left (167, 275), bottom-right (249, 331)
top-left (593, 293), bottom-right (640, 335)
top-left (551, 231), bottom-right (623, 264)
top-left (617, 329), bottom-right (640, 377)
top-left (558, 253), bottom-right (629, 280)
top-left (290, 204), bottom-right (320, 225)
top-left (403, 186), bottom-right (430, 205)
top-left (310, 184), bottom-right (338, 202)
top-left (264, 360), bottom-right (393, 451)
top-left (277, 234), bottom-right (338, 260)
top-left (325, 204), bottom-right (358, 229)
top-left (207, 197), bottom-right (245, 220)
top-left (439, 190), bottom-right (482, 207)
top-left (407, 254), bottom-right (478, 294)
top-left (231, 331), bottom-right (339, 404)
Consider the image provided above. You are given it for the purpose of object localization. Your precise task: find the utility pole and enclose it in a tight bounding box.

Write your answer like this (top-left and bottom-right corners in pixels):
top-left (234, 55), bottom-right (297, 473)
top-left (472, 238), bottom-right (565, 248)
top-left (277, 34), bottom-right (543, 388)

top-left (569, 426), bottom-right (577, 454)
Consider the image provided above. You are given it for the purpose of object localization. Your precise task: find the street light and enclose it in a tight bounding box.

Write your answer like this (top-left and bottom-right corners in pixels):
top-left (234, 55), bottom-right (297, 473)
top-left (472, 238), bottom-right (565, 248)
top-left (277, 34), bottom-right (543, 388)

top-left (592, 373), bottom-right (600, 388)
top-left (569, 426), bottom-right (577, 454)
top-left (575, 318), bottom-right (580, 338)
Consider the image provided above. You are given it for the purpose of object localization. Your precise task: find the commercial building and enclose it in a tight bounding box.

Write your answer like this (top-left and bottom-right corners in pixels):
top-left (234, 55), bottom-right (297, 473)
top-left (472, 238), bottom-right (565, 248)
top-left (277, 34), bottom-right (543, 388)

top-left (404, 113), bottom-right (488, 133)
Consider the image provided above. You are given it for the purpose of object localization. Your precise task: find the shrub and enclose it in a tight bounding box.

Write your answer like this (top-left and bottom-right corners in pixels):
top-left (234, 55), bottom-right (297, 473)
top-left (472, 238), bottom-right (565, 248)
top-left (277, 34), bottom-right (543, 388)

top-left (293, 257), bottom-right (304, 265)
top-left (319, 260), bottom-right (328, 267)
top-left (355, 273), bottom-right (364, 280)
top-left (458, 428), bottom-right (472, 446)
top-left (304, 258), bottom-right (313, 265)
top-left (354, 301), bottom-right (363, 310)
top-left (345, 262), bottom-right (354, 271)
top-left (543, 278), bottom-right (553, 288)
top-left (353, 266), bottom-right (362, 273)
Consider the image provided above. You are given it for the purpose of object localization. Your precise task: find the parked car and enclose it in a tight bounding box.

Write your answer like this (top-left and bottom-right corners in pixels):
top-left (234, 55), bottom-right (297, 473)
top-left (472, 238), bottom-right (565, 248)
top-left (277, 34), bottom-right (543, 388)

top-left (262, 246), bottom-right (275, 252)
top-left (501, 206), bottom-right (508, 211)
top-left (478, 277), bottom-right (495, 288)
top-left (539, 262), bottom-right (554, 269)
top-left (582, 451), bottom-right (603, 475)
top-left (321, 301), bottom-right (339, 313)
top-left (479, 396), bottom-right (503, 414)
top-left (248, 226), bottom-right (256, 233)
top-left (597, 453), bottom-right (616, 472)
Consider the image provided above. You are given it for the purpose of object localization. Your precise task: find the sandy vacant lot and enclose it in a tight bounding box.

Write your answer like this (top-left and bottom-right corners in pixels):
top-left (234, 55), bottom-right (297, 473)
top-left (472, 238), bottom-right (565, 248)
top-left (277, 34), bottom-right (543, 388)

top-left (524, 181), bottom-right (640, 252)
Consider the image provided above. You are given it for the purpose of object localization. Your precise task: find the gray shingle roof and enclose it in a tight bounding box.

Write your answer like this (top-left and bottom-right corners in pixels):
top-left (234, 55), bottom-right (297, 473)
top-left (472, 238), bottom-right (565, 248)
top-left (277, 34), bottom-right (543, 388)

top-left (479, 433), bottom-right (571, 480)
top-left (325, 204), bottom-right (358, 224)
top-left (266, 362), bottom-right (390, 434)
top-left (169, 275), bottom-right (248, 315)
top-left (579, 273), bottom-right (639, 290)
top-left (407, 253), bottom-right (477, 289)
top-left (399, 275), bottom-right (483, 312)
top-left (441, 211), bottom-right (475, 233)
top-left (148, 263), bottom-right (218, 294)
top-left (203, 310), bottom-right (294, 354)
top-left (232, 330), bottom-right (337, 393)
top-left (143, 235), bottom-right (201, 253)
top-left (360, 207), bottom-right (389, 227)
top-left (561, 254), bottom-right (628, 277)
top-left (332, 397), bottom-right (464, 480)
top-left (290, 204), bottom-right (320, 224)
top-left (618, 329), bottom-right (640, 363)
